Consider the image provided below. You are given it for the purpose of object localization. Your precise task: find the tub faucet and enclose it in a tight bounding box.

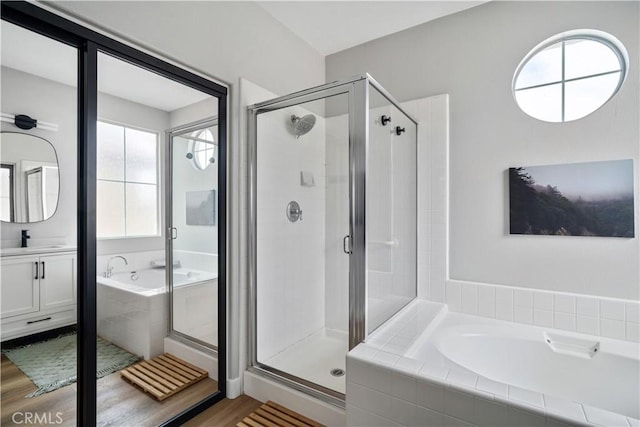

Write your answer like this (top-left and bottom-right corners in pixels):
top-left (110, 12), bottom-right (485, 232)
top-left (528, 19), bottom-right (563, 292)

top-left (105, 255), bottom-right (128, 278)
top-left (21, 230), bottom-right (30, 248)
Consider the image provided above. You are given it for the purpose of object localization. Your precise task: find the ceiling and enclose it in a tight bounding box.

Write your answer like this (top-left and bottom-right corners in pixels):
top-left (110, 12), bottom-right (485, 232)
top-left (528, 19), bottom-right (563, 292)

top-left (2, 2), bottom-right (487, 110)
top-left (256, 1), bottom-right (488, 56)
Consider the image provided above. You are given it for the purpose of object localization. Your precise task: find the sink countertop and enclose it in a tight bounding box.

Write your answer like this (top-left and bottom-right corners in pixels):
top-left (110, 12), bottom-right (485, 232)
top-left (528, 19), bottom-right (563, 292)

top-left (0, 245), bottom-right (77, 257)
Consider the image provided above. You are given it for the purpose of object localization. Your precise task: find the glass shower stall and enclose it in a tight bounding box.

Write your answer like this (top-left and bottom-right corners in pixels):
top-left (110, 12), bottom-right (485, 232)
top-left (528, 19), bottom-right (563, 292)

top-left (248, 74), bottom-right (417, 404)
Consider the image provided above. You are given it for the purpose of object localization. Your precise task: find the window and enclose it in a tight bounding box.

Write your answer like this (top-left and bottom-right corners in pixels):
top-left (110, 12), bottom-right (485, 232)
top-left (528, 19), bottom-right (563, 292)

top-left (513, 30), bottom-right (628, 122)
top-left (188, 128), bottom-right (216, 170)
top-left (97, 121), bottom-right (159, 238)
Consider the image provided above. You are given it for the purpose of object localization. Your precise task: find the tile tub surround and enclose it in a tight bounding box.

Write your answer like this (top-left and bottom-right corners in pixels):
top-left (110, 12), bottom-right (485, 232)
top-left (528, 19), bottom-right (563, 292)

top-left (346, 299), bottom-right (640, 427)
top-left (446, 280), bottom-right (640, 343)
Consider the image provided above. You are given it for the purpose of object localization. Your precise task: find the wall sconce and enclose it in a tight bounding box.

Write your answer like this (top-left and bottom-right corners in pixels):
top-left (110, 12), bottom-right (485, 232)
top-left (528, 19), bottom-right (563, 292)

top-left (0, 113), bottom-right (59, 132)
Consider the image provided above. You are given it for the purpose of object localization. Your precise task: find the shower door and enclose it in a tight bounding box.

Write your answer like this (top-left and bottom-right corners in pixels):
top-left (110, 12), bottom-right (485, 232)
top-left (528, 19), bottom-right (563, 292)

top-left (250, 85), bottom-right (356, 400)
top-left (167, 119), bottom-right (219, 350)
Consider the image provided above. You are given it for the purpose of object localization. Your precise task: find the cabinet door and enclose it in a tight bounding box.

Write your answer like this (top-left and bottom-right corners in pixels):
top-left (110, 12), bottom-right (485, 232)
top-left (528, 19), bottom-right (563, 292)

top-left (40, 254), bottom-right (76, 311)
top-left (1, 256), bottom-right (40, 318)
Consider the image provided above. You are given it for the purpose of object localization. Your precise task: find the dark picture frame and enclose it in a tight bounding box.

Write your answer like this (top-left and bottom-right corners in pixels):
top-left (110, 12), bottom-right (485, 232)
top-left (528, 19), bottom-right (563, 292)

top-left (509, 159), bottom-right (634, 238)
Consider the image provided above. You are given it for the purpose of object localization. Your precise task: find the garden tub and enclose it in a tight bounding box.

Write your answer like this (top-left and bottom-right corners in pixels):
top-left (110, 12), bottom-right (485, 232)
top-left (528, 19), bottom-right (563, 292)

top-left (346, 300), bottom-right (640, 426)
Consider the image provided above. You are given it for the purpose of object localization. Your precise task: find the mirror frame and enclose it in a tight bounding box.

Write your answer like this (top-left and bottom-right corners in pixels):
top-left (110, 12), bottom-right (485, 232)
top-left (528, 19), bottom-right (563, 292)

top-left (0, 131), bottom-right (61, 224)
top-left (1, 3), bottom-right (228, 426)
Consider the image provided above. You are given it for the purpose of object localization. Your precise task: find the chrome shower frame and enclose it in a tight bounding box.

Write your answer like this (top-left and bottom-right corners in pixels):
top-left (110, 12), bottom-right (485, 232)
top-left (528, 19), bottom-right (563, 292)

top-left (247, 74), bottom-right (418, 406)
top-left (166, 116), bottom-right (219, 354)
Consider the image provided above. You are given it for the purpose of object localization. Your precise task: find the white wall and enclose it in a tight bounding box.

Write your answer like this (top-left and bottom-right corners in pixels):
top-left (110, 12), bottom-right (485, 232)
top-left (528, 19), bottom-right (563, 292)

top-left (326, 1), bottom-right (640, 300)
top-left (1, 67), bottom-right (77, 248)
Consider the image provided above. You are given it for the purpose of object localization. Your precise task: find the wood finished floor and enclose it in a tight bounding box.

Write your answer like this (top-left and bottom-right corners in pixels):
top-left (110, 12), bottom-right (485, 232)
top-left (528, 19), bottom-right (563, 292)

top-left (1, 355), bottom-right (262, 426)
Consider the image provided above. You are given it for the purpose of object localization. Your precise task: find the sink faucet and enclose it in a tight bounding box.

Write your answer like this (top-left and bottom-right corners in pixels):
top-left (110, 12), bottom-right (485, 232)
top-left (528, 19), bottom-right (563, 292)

top-left (21, 230), bottom-right (30, 248)
top-left (105, 255), bottom-right (128, 278)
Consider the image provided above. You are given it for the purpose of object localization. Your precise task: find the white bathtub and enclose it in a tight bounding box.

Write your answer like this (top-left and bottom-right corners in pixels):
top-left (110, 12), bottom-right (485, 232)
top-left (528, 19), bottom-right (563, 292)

top-left (96, 268), bottom-right (216, 359)
top-left (346, 300), bottom-right (640, 426)
top-left (98, 268), bottom-right (216, 294)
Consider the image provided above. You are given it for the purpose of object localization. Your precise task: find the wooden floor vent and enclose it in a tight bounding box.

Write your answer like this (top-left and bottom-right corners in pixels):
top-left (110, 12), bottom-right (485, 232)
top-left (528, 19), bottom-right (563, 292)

top-left (237, 400), bottom-right (325, 427)
top-left (120, 353), bottom-right (207, 401)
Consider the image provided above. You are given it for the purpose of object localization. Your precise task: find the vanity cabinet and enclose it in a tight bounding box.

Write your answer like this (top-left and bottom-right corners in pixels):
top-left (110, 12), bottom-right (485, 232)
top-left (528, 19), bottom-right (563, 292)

top-left (0, 256), bottom-right (40, 318)
top-left (1, 251), bottom-right (76, 341)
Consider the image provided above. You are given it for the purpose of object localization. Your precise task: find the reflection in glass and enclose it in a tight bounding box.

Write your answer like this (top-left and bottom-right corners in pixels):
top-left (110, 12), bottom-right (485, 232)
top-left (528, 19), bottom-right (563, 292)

top-left (125, 127), bottom-right (157, 184)
top-left (26, 166), bottom-right (58, 222)
top-left (0, 18), bottom-right (78, 424)
top-left (96, 121), bottom-right (158, 237)
top-left (190, 128), bottom-right (216, 171)
top-left (97, 180), bottom-right (125, 237)
top-left (125, 182), bottom-right (157, 236)
top-left (0, 133), bottom-right (60, 223)
top-left (96, 51), bottom-right (219, 425)
top-left (171, 121), bottom-right (218, 348)
top-left (97, 122), bottom-right (125, 181)
top-left (0, 165), bottom-right (13, 221)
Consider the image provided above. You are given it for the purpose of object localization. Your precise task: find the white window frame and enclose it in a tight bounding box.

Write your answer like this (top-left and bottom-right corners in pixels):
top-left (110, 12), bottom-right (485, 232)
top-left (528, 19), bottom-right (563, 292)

top-left (96, 119), bottom-right (161, 239)
top-left (513, 29), bottom-right (629, 122)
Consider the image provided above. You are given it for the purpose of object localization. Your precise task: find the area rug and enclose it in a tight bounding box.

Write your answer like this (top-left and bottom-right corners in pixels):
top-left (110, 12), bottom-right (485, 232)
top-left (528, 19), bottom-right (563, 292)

top-left (2, 333), bottom-right (141, 397)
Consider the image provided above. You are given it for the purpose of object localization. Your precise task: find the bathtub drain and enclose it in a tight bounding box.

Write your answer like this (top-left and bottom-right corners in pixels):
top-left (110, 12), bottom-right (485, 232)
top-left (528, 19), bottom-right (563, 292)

top-left (330, 368), bottom-right (345, 377)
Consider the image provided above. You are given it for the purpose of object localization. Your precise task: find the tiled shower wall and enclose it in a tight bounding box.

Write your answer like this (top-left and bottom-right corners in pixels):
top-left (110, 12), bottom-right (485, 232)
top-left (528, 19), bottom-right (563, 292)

top-left (399, 94), bottom-right (449, 303)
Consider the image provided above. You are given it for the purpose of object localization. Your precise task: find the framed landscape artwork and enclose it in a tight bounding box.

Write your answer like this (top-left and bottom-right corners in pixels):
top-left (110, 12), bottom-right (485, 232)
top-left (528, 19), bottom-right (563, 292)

top-left (186, 190), bottom-right (216, 226)
top-left (509, 159), bottom-right (634, 237)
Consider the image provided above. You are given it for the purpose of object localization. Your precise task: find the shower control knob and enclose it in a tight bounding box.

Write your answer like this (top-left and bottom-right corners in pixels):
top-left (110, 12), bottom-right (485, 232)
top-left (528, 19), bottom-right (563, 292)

top-left (381, 115), bottom-right (392, 126)
top-left (286, 201), bottom-right (303, 223)
top-left (395, 126), bottom-right (406, 136)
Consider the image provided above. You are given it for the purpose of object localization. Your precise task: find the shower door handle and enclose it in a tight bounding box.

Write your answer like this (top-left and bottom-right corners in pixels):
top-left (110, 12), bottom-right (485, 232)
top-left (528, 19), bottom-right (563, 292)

top-left (169, 227), bottom-right (178, 240)
top-left (343, 235), bottom-right (352, 254)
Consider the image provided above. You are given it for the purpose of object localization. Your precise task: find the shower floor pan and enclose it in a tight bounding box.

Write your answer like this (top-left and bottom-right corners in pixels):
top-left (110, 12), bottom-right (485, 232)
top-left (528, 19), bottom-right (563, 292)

top-left (264, 328), bottom-right (348, 394)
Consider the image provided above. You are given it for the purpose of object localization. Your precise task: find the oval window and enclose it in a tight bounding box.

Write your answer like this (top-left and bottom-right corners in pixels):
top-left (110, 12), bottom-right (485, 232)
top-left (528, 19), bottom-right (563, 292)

top-left (513, 30), bottom-right (628, 122)
top-left (189, 128), bottom-right (216, 170)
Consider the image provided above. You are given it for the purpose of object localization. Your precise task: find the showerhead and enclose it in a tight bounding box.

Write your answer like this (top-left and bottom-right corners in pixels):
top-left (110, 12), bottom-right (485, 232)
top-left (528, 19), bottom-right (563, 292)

top-left (290, 114), bottom-right (316, 138)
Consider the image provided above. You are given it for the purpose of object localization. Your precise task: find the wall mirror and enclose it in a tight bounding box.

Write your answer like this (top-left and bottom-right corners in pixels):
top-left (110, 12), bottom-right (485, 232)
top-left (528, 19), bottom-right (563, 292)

top-left (0, 132), bottom-right (60, 223)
